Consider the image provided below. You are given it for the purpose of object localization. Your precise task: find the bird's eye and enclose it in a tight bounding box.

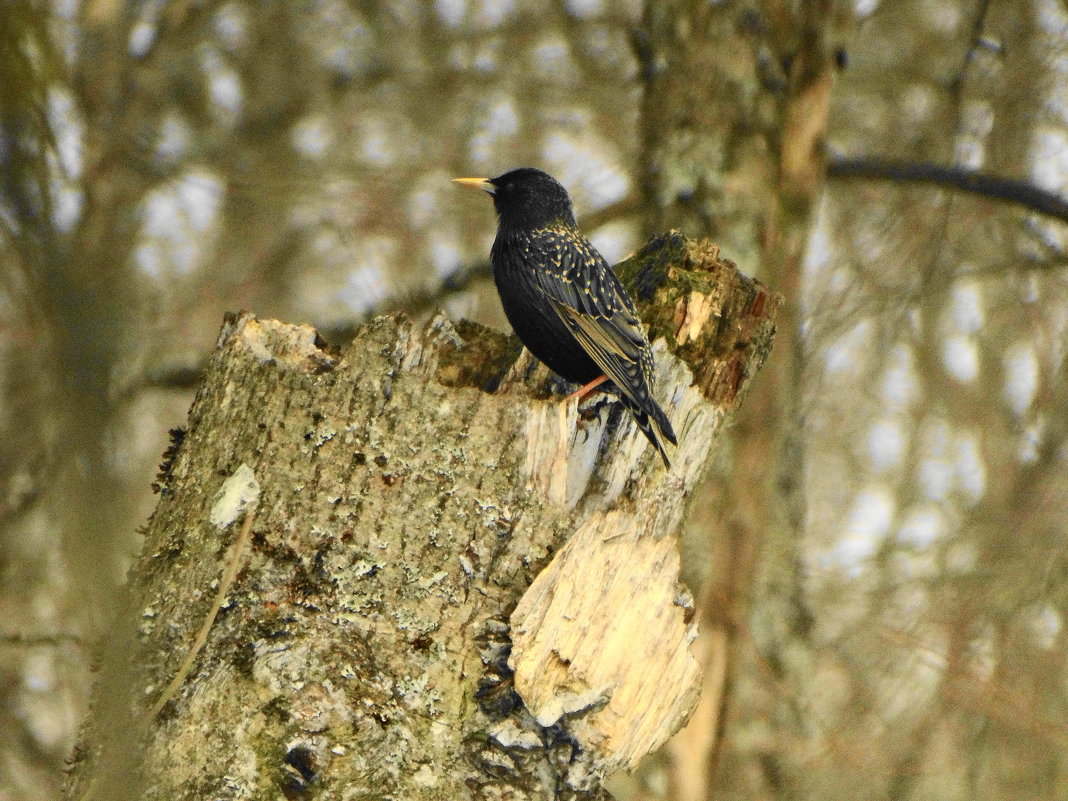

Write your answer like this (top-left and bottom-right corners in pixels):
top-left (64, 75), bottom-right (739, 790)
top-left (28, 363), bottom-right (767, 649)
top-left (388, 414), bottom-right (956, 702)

top-left (506, 183), bottom-right (515, 192)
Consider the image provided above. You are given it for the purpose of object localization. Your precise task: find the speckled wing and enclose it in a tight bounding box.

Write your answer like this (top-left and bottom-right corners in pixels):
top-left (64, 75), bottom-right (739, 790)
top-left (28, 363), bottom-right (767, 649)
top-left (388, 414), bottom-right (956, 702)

top-left (531, 229), bottom-right (677, 463)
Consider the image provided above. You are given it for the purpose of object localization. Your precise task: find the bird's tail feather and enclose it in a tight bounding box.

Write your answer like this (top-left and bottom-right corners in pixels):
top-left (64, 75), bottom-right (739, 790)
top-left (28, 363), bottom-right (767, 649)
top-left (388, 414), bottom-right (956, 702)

top-left (628, 399), bottom-right (676, 468)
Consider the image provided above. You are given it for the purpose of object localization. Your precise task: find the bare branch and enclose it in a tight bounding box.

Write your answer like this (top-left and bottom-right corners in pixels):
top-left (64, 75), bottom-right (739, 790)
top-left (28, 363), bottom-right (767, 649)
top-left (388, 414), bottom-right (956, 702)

top-left (828, 156), bottom-right (1068, 224)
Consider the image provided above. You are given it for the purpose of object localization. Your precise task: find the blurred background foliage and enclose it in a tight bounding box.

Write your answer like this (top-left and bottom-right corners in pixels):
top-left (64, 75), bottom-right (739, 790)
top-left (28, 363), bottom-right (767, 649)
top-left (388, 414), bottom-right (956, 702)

top-left (1, 0), bottom-right (1067, 799)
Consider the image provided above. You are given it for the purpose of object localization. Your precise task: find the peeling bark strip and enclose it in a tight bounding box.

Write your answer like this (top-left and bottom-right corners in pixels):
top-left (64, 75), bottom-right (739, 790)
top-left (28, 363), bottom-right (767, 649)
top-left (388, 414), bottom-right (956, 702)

top-left (68, 233), bottom-right (779, 800)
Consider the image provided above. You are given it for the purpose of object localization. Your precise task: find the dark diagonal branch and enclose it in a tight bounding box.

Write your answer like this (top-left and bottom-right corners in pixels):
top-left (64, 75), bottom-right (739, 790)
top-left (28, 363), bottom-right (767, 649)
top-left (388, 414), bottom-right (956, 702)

top-left (828, 157), bottom-right (1068, 224)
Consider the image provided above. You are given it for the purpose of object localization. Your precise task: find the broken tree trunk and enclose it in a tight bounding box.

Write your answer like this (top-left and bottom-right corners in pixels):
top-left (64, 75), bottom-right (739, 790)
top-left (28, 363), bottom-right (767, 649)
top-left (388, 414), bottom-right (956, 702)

top-left (66, 232), bottom-right (780, 801)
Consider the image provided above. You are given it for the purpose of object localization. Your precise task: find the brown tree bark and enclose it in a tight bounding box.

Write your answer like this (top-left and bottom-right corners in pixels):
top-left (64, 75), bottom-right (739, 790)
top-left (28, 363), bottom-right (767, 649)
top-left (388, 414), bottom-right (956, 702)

top-left (66, 234), bottom-right (779, 800)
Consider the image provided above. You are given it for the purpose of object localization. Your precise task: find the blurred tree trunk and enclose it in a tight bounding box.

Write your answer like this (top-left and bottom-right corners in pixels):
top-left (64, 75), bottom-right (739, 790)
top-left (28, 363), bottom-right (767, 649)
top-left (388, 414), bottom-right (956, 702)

top-left (1, 5), bottom-right (149, 797)
top-left (635, 2), bottom-right (843, 798)
top-left (67, 236), bottom-right (780, 800)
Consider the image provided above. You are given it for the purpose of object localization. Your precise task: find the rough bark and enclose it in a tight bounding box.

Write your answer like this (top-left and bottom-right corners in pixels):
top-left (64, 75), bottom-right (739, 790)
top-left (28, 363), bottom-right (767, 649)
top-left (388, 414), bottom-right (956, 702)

top-left (66, 233), bottom-right (780, 801)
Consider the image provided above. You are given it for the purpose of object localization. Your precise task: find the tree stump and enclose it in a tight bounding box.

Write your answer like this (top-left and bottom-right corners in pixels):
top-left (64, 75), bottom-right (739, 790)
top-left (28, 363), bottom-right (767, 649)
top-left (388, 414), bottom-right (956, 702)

top-left (67, 232), bottom-right (780, 801)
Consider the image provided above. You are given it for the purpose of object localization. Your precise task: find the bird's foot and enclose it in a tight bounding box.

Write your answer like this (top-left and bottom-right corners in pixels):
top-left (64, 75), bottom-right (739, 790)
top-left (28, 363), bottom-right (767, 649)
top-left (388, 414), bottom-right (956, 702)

top-left (577, 398), bottom-right (611, 424)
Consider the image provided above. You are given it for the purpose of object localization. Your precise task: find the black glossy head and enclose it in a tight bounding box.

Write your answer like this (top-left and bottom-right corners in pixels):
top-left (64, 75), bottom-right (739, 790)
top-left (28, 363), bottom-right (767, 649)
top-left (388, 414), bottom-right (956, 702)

top-left (487, 168), bottom-right (576, 231)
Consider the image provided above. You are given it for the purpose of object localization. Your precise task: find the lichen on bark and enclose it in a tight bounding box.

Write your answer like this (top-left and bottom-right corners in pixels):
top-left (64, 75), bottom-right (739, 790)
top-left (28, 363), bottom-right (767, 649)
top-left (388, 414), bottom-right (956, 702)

top-left (66, 234), bottom-right (780, 801)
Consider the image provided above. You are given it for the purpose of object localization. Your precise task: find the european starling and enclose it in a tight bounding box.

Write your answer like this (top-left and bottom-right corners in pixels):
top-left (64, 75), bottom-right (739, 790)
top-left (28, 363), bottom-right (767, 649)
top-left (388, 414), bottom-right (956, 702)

top-left (453, 168), bottom-right (676, 466)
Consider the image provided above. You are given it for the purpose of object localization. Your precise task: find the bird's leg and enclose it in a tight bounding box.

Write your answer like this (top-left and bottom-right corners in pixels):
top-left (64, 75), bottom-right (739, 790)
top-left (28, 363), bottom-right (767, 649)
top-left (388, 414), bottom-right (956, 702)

top-left (564, 374), bottom-right (609, 404)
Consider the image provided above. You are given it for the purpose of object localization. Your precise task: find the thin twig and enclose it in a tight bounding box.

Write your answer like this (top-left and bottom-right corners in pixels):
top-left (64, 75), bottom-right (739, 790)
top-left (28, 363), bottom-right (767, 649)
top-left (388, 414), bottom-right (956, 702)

top-left (0, 631), bottom-right (84, 647)
top-left (149, 506), bottom-right (257, 718)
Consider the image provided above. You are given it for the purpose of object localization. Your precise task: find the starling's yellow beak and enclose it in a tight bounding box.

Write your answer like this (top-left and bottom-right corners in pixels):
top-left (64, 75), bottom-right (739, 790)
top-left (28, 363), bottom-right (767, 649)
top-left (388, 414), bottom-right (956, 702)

top-left (452, 177), bottom-right (495, 194)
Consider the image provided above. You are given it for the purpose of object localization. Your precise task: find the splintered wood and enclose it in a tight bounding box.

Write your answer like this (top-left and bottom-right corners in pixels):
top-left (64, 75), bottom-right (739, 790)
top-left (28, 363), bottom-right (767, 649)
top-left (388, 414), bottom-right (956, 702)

top-left (503, 233), bottom-right (781, 782)
top-left (510, 510), bottom-right (701, 774)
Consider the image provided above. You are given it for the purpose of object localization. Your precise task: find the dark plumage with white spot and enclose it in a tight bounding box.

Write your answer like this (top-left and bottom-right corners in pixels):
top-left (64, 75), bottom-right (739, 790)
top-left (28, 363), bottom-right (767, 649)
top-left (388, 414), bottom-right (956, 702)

top-left (453, 167), bottom-right (676, 466)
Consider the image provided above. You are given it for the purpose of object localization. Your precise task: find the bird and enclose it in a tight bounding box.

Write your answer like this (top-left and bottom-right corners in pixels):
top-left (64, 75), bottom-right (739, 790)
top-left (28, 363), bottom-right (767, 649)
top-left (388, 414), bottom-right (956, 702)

top-left (453, 167), bottom-right (676, 466)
